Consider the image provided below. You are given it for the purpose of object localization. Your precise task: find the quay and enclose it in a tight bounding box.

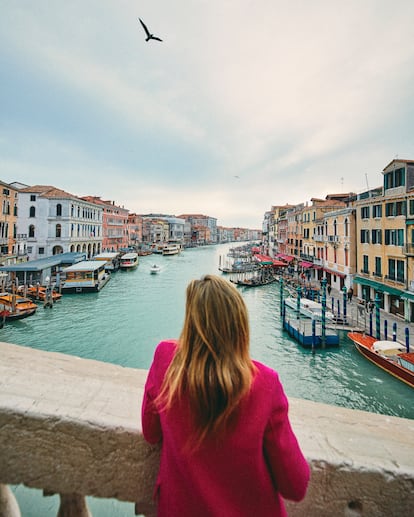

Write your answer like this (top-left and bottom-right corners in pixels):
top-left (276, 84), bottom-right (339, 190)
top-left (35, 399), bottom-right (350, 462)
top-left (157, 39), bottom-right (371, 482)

top-left (1, 341), bottom-right (413, 517)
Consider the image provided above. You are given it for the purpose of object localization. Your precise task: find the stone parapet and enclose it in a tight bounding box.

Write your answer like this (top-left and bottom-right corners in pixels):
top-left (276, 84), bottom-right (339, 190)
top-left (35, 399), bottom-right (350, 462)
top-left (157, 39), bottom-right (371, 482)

top-left (0, 341), bottom-right (413, 516)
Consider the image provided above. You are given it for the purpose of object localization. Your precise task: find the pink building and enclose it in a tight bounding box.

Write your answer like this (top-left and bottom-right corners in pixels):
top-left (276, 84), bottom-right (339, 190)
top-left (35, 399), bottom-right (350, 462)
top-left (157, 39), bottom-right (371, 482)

top-left (82, 197), bottom-right (129, 251)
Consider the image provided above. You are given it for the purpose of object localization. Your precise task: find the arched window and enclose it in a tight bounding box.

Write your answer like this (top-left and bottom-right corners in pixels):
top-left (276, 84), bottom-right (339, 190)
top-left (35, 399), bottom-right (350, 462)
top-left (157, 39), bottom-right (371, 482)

top-left (333, 219), bottom-right (337, 236)
top-left (56, 224), bottom-right (62, 238)
top-left (29, 225), bottom-right (35, 238)
top-left (29, 206), bottom-right (36, 217)
top-left (56, 203), bottom-right (62, 216)
top-left (344, 218), bottom-right (349, 237)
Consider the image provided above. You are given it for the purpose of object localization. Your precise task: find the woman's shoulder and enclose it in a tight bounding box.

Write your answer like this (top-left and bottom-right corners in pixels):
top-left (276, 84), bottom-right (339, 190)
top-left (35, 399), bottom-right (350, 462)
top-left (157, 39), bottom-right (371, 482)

top-left (153, 339), bottom-right (178, 362)
top-left (251, 360), bottom-right (286, 396)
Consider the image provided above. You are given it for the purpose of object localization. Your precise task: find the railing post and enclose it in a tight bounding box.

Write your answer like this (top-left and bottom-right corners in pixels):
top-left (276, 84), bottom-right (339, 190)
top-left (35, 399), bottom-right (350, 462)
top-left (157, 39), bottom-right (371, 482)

top-left (0, 484), bottom-right (21, 517)
top-left (57, 494), bottom-right (91, 517)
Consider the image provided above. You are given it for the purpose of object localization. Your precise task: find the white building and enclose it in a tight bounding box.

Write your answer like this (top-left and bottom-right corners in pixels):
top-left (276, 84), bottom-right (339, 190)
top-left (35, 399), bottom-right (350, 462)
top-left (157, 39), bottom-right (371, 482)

top-left (17, 185), bottom-right (103, 260)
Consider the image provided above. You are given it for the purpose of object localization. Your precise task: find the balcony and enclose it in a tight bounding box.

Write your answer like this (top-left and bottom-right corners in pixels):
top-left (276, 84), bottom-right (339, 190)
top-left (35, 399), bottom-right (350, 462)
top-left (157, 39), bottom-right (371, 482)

top-left (0, 342), bottom-right (413, 517)
top-left (405, 243), bottom-right (414, 256)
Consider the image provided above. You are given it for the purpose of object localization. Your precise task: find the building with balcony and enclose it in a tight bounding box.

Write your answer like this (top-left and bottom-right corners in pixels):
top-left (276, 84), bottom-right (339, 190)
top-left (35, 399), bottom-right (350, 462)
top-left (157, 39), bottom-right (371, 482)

top-left (82, 197), bottom-right (129, 251)
top-left (17, 186), bottom-right (103, 260)
top-left (352, 159), bottom-right (414, 320)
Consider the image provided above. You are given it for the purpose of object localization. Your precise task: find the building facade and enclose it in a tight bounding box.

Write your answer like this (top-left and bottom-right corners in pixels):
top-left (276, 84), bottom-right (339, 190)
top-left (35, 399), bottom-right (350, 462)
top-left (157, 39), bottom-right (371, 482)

top-left (18, 186), bottom-right (103, 260)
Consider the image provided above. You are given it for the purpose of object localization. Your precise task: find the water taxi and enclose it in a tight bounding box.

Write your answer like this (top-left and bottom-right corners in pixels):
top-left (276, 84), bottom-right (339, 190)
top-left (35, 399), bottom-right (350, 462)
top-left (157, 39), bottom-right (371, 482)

top-left (348, 332), bottom-right (414, 388)
top-left (119, 252), bottom-right (139, 270)
top-left (162, 244), bottom-right (181, 256)
top-left (0, 293), bottom-right (38, 320)
top-left (61, 261), bottom-right (111, 293)
top-left (150, 264), bottom-right (161, 274)
top-left (21, 285), bottom-right (62, 303)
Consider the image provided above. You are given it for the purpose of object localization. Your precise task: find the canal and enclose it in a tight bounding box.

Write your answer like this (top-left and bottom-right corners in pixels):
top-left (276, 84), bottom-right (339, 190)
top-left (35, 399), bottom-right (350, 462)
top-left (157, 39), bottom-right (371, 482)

top-left (4, 243), bottom-right (413, 516)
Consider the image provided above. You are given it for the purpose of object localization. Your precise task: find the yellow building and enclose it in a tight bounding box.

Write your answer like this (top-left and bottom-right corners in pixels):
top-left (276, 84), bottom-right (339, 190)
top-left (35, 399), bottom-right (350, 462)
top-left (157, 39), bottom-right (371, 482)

top-left (353, 159), bottom-right (414, 321)
top-left (0, 180), bottom-right (19, 263)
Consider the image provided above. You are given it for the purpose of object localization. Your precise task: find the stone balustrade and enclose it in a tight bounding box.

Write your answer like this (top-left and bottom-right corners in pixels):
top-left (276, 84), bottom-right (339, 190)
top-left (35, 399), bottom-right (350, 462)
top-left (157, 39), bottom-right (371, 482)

top-left (0, 341), bottom-right (413, 517)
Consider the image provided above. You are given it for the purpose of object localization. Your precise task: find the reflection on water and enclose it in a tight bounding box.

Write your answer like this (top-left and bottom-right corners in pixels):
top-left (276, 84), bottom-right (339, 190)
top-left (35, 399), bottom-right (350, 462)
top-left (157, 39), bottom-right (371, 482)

top-left (5, 243), bottom-right (413, 516)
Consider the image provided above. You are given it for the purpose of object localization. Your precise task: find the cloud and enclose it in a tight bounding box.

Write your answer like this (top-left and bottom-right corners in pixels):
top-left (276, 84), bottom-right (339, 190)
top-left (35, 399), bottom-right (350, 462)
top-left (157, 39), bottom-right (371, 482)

top-left (1, 1), bottom-right (414, 228)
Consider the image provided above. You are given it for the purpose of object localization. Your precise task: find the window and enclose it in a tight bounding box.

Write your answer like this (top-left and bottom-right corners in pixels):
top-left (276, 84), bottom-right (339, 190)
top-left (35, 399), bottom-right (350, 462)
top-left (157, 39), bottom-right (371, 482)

top-left (3, 188), bottom-right (10, 195)
top-left (410, 199), bottom-right (414, 215)
top-left (384, 167), bottom-right (405, 189)
top-left (385, 229), bottom-right (404, 246)
top-left (38, 247), bottom-right (45, 255)
top-left (362, 255), bottom-right (369, 274)
top-left (385, 203), bottom-right (394, 216)
top-left (30, 195), bottom-right (36, 202)
top-left (29, 206), bottom-right (36, 217)
top-left (56, 224), bottom-right (62, 238)
top-left (360, 229), bottom-right (370, 243)
top-left (371, 229), bottom-right (382, 244)
top-left (388, 259), bottom-right (405, 282)
top-left (28, 225), bottom-right (35, 238)
top-left (374, 257), bottom-right (382, 277)
top-left (361, 206), bottom-right (370, 219)
top-left (372, 204), bottom-right (382, 218)
top-left (396, 201), bottom-right (406, 216)
top-left (56, 203), bottom-right (62, 217)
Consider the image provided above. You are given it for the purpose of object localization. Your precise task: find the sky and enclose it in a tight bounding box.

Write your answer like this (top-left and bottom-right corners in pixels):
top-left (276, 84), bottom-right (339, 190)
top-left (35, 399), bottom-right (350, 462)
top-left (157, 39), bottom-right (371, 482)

top-left (1, 1), bottom-right (414, 229)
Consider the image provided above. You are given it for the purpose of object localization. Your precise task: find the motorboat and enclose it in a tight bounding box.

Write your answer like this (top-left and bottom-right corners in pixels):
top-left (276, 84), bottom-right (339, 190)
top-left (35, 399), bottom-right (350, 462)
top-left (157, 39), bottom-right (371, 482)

top-left (0, 292), bottom-right (38, 320)
top-left (348, 332), bottom-right (414, 388)
top-left (150, 264), bottom-right (161, 274)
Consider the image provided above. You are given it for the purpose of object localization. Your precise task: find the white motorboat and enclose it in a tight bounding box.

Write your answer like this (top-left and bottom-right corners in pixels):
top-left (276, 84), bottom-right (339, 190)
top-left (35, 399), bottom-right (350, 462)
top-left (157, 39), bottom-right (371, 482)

top-left (150, 264), bottom-right (161, 274)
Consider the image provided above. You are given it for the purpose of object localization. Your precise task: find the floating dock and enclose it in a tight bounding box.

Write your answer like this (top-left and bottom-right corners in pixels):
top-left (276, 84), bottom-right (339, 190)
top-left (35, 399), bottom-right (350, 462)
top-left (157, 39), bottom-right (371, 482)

top-left (283, 317), bottom-right (340, 348)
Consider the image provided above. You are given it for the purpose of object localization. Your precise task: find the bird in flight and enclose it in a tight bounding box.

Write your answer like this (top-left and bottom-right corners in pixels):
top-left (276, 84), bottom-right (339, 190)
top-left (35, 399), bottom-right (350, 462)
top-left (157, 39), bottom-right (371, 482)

top-left (139, 18), bottom-right (163, 42)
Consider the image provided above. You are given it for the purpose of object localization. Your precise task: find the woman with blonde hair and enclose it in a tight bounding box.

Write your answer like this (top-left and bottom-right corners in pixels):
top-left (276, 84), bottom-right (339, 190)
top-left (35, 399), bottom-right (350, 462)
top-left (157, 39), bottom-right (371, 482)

top-left (142, 274), bottom-right (309, 516)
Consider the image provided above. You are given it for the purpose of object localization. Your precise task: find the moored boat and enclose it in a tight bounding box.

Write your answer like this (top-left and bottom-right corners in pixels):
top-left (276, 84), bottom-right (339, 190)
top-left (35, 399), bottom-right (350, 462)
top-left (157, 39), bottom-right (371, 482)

top-left (23, 285), bottom-right (62, 303)
top-left (347, 331), bottom-right (414, 388)
top-left (119, 252), bottom-right (139, 269)
top-left (0, 293), bottom-right (38, 320)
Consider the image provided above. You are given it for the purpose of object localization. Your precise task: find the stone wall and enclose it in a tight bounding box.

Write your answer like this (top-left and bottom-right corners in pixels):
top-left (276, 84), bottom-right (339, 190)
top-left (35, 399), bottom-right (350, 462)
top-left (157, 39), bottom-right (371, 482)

top-left (0, 341), bottom-right (413, 516)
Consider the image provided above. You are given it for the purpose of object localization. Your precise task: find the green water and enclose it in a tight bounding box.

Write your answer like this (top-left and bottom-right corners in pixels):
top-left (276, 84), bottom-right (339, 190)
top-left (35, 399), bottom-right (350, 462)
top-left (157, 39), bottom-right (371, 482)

top-left (4, 243), bottom-right (413, 516)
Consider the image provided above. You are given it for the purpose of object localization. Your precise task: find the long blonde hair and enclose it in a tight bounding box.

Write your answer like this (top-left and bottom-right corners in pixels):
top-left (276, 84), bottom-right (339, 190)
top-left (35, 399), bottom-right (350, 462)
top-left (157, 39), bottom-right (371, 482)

top-left (157, 274), bottom-right (255, 448)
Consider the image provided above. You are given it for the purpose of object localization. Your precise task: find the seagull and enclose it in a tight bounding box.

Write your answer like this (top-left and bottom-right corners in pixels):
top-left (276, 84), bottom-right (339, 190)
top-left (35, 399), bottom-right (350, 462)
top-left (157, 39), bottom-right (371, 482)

top-left (139, 18), bottom-right (163, 42)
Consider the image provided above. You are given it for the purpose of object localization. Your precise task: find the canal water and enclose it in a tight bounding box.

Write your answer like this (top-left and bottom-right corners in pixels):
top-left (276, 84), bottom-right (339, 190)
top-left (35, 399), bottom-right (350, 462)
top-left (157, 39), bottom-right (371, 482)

top-left (5, 243), bottom-right (413, 516)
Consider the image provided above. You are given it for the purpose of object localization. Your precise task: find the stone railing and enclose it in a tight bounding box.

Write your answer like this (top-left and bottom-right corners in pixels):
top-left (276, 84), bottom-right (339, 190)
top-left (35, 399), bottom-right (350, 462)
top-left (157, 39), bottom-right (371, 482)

top-left (0, 341), bottom-right (413, 517)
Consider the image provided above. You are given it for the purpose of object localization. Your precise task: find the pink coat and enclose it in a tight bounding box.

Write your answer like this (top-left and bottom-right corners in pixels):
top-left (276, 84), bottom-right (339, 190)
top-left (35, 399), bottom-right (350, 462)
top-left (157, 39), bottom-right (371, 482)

top-left (142, 340), bottom-right (310, 517)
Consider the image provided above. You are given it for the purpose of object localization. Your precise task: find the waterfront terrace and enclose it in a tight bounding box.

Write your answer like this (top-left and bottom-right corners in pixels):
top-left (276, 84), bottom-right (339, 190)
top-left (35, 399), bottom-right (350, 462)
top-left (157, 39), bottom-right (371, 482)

top-left (0, 341), bottom-right (413, 517)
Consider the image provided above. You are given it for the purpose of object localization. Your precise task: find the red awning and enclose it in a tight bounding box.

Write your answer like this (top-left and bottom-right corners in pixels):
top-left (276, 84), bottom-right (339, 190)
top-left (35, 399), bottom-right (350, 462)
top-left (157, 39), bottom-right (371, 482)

top-left (272, 259), bottom-right (288, 267)
top-left (251, 247), bottom-right (261, 253)
top-left (253, 254), bottom-right (274, 265)
top-left (275, 253), bottom-right (294, 262)
top-left (299, 261), bottom-right (313, 268)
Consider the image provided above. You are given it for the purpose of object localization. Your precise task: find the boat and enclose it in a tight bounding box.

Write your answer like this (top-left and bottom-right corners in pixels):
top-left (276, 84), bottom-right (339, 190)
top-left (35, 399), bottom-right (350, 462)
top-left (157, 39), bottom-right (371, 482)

top-left (284, 296), bottom-right (336, 321)
top-left (21, 285), bottom-right (62, 303)
top-left (61, 261), bottom-right (111, 293)
top-left (119, 252), bottom-right (139, 270)
top-left (230, 267), bottom-right (276, 287)
top-left (93, 252), bottom-right (121, 272)
top-left (347, 332), bottom-right (414, 388)
top-left (150, 264), bottom-right (161, 274)
top-left (162, 244), bottom-right (181, 256)
top-left (0, 293), bottom-right (38, 320)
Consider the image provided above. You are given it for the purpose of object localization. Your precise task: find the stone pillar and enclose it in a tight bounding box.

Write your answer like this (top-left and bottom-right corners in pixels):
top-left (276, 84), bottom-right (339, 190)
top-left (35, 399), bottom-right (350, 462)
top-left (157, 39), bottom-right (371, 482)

top-left (57, 494), bottom-right (91, 517)
top-left (0, 484), bottom-right (21, 517)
